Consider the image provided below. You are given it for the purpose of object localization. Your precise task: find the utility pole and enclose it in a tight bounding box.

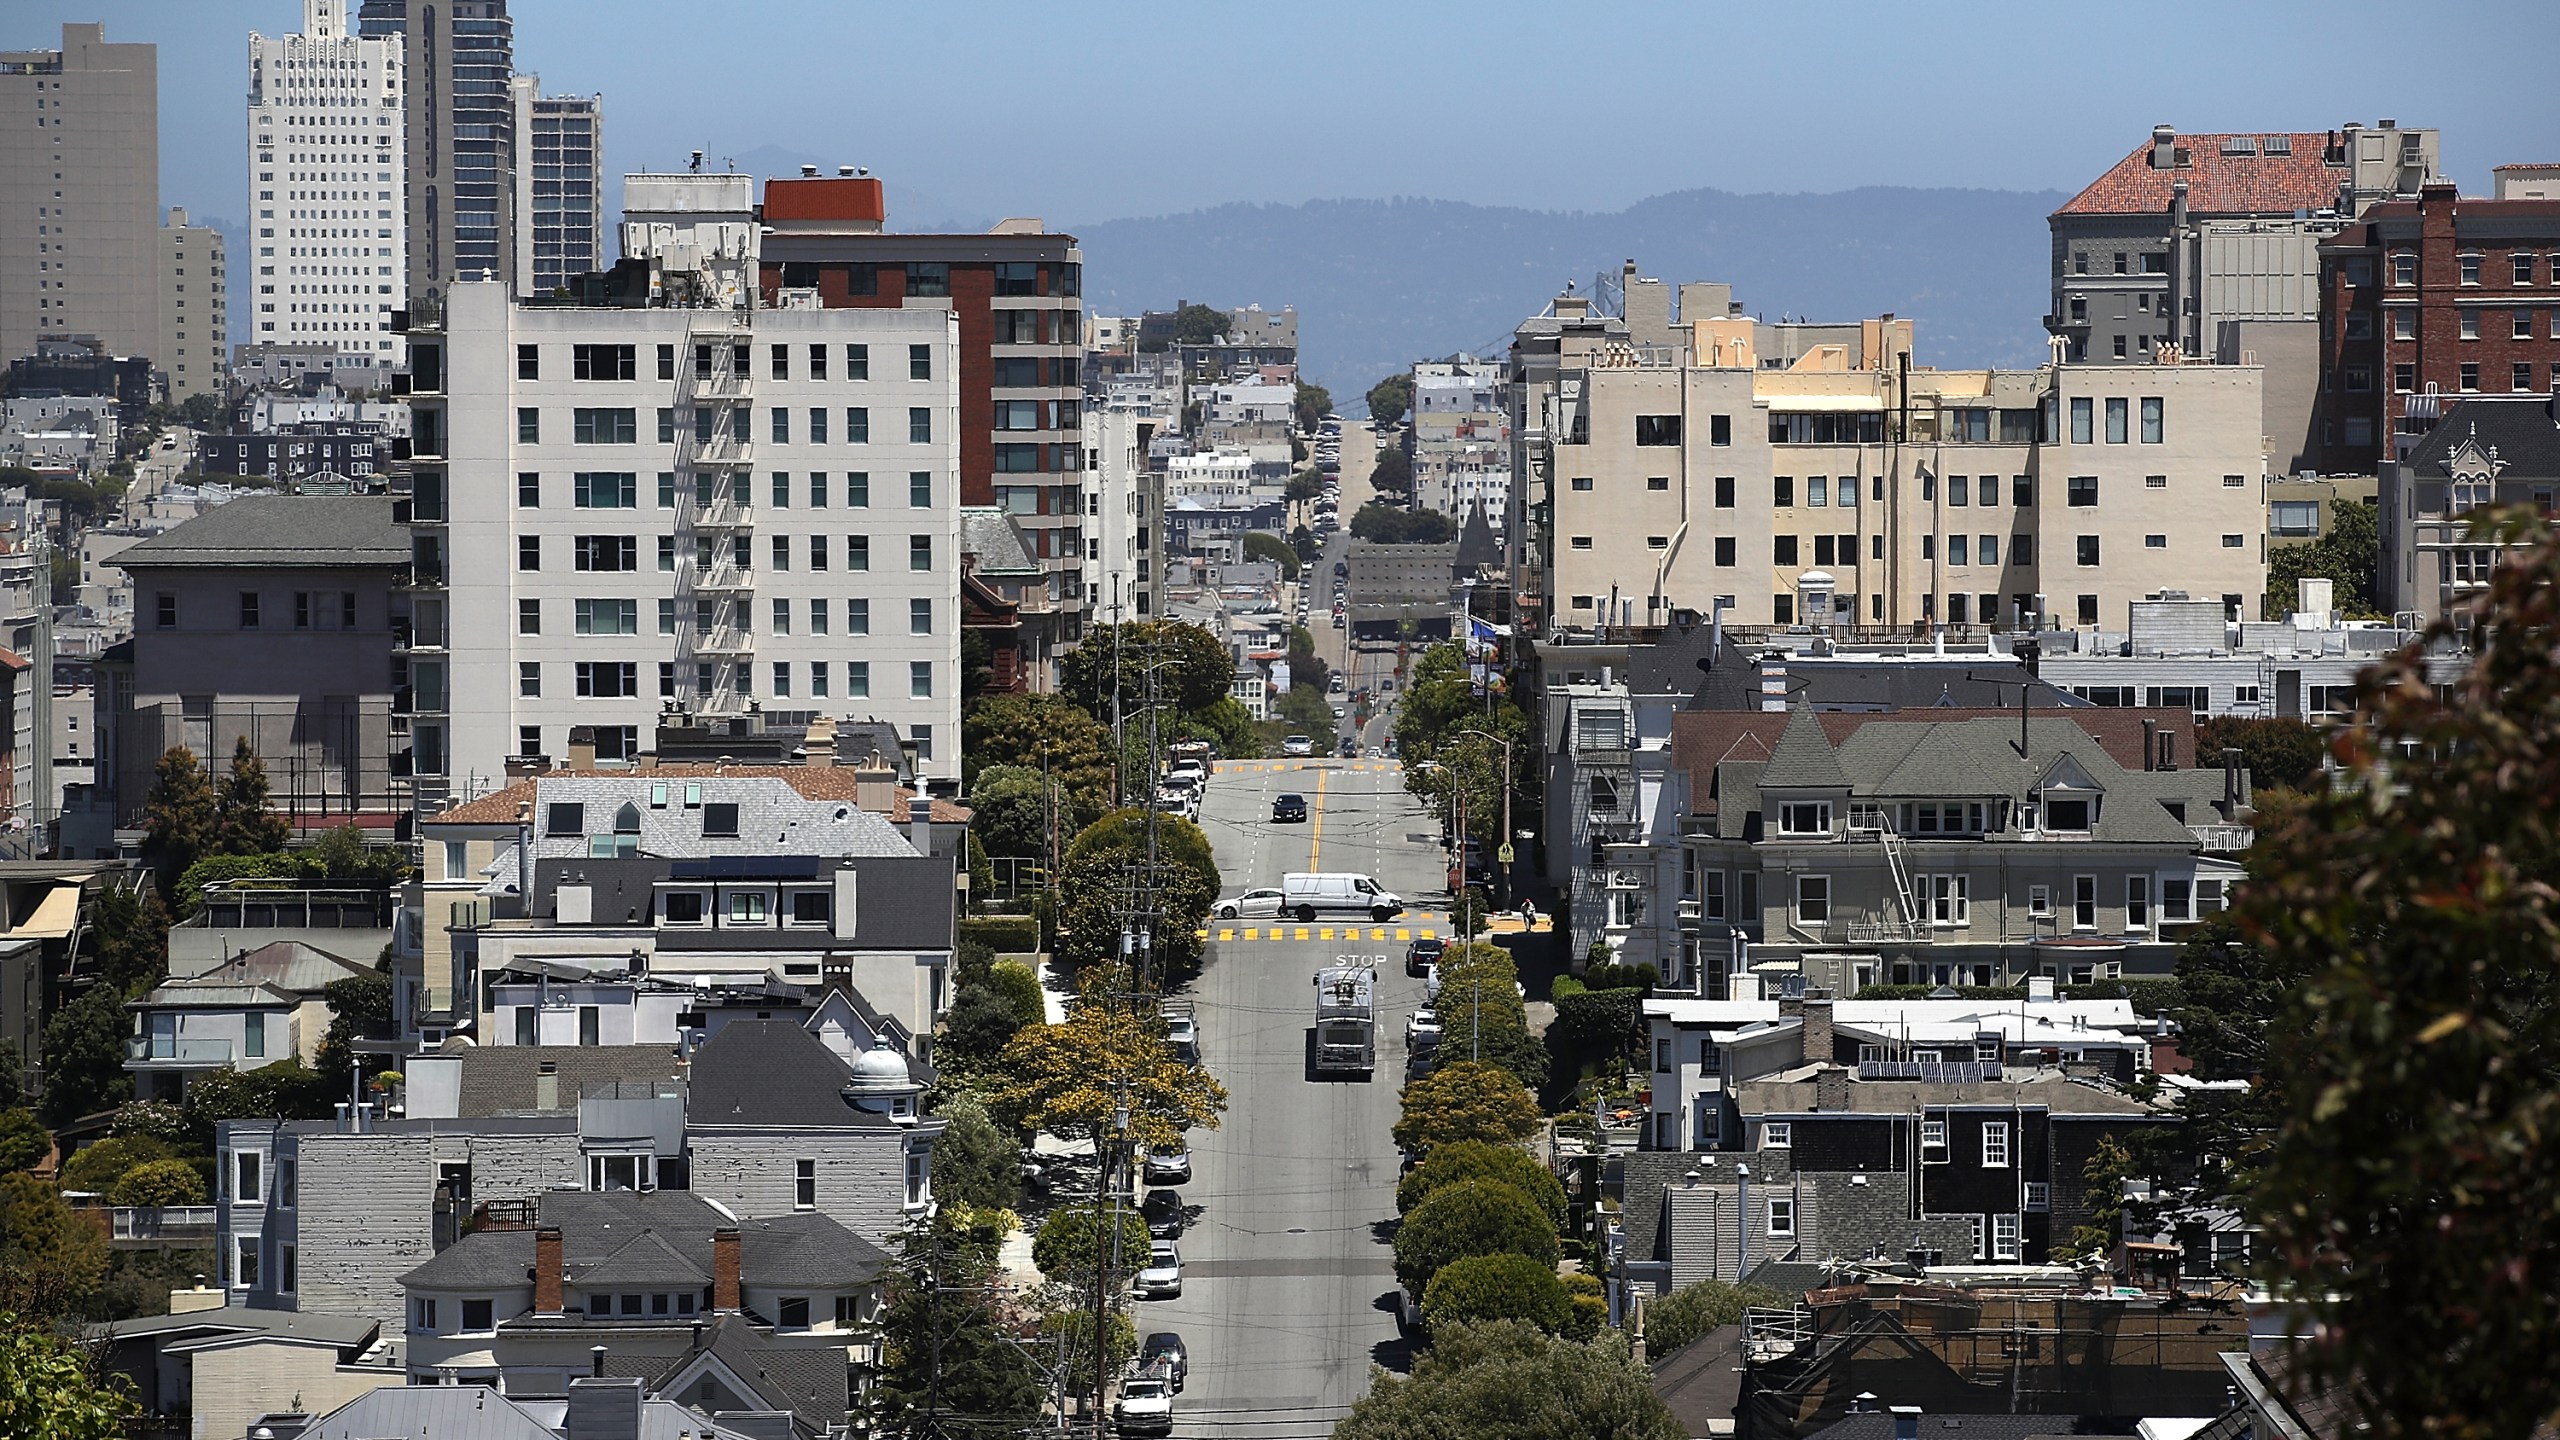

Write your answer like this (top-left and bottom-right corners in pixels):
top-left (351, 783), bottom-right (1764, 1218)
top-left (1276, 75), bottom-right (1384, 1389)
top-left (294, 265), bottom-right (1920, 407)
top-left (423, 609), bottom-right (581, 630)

top-left (1090, 1086), bottom-right (1130, 1439)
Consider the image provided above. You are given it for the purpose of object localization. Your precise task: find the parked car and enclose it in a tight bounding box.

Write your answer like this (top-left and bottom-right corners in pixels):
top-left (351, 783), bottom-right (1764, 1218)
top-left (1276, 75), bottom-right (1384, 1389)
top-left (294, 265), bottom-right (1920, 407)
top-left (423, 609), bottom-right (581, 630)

top-left (1115, 1366), bottom-right (1175, 1435)
top-left (1216, 887), bottom-right (1286, 919)
top-left (1270, 793), bottom-right (1308, 823)
top-left (1141, 1332), bottom-right (1189, 1392)
top-left (1135, 1241), bottom-right (1184, 1298)
top-left (1143, 1143), bottom-right (1192, 1185)
top-left (1282, 735), bottom-right (1314, 756)
top-left (1142, 1190), bottom-right (1186, 1239)
top-left (1166, 1014), bottom-right (1199, 1061)
top-left (1405, 937), bottom-right (1445, 977)
top-left (1333, 560), bottom-right (1349, 577)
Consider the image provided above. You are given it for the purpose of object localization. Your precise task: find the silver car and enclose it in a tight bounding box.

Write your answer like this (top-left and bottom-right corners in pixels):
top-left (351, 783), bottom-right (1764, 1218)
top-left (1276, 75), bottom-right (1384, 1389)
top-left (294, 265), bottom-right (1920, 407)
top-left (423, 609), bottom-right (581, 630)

top-left (1135, 1241), bottom-right (1183, 1298)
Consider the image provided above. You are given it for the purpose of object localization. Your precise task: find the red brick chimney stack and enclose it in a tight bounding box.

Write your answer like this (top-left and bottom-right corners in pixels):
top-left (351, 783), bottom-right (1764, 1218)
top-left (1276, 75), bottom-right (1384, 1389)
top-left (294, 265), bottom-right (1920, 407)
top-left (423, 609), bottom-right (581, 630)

top-left (712, 1228), bottom-right (742, 1312)
top-left (534, 1227), bottom-right (565, 1315)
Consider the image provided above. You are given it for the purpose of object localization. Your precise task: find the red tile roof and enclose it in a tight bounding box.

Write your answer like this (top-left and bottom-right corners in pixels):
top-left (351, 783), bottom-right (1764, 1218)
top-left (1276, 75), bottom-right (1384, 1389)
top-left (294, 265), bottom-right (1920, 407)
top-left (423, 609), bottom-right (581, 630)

top-left (431, 766), bottom-right (970, 827)
top-left (2053, 134), bottom-right (2345, 219)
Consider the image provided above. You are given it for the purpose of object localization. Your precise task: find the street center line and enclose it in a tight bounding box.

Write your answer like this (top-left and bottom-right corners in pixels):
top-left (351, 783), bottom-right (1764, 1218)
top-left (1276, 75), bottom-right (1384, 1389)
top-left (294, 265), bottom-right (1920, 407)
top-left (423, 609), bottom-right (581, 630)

top-left (1307, 765), bottom-right (1327, 871)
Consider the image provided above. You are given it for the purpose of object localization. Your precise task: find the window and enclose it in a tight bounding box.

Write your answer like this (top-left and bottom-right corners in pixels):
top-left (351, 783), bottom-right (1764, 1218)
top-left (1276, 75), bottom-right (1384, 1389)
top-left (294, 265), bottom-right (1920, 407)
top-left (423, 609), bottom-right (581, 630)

top-left (700, 802), bottom-right (740, 839)
top-left (518, 599), bottom-right (541, 635)
top-left (911, 661), bottom-right (934, 698)
top-left (574, 662), bottom-right (638, 698)
top-left (2460, 311), bottom-right (2481, 340)
top-left (1634, 415), bottom-right (1681, 446)
top-left (237, 590), bottom-right (262, 629)
top-left (572, 343), bottom-right (635, 380)
top-left (1774, 534), bottom-right (1799, 565)
top-left (847, 660), bottom-right (870, 697)
top-left (910, 598), bottom-right (933, 635)
top-left (1982, 1121), bottom-right (2011, 1167)
top-left (2076, 536), bottom-right (2101, 566)
top-left (909, 342), bottom-right (934, 379)
top-left (776, 1296), bottom-right (811, 1330)
top-left (2461, 363), bottom-right (2481, 392)
top-left (909, 471), bottom-right (934, 508)
top-left (911, 534), bottom-right (932, 570)
top-left (1715, 476), bottom-right (1735, 507)
top-left (574, 535), bottom-right (637, 572)
top-left (2517, 363), bottom-right (2537, 393)
top-left (1775, 475), bottom-right (1795, 507)
top-left (2066, 475), bottom-right (2097, 507)
top-left (1993, 1213), bottom-right (2021, 1260)
top-left (2104, 397), bottom-right (2129, 444)
top-left (1768, 1197), bottom-right (1796, 1236)
top-left (2073, 874), bottom-right (2098, 927)
top-left (574, 599), bottom-right (637, 635)
top-left (1714, 536), bottom-right (1736, 566)
top-left (1778, 802), bottom-right (1832, 835)
top-left (517, 343), bottom-right (541, 380)
top-left (1710, 413), bottom-right (1731, 445)
top-left (574, 472), bottom-right (636, 508)
top-left (2140, 396), bottom-right (2164, 443)
top-left (1921, 1118), bottom-right (1947, 1151)
top-left (572, 408), bottom-right (636, 444)
top-left (2069, 397), bottom-right (2093, 444)
top-left (2023, 1182), bottom-right (2050, 1213)
top-left (795, 1159), bottom-right (817, 1208)
top-left (906, 264), bottom-right (949, 301)
top-left (1795, 875), bottom-right (1830, 924)
top-left (2127, 874), bottom-right (2152, 929)
top-left (1925, 874), bottom-right (1970, 925)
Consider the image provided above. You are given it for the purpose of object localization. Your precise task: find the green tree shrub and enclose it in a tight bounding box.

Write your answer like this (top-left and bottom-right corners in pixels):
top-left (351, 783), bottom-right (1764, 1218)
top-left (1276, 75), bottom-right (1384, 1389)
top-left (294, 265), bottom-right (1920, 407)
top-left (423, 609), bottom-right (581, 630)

top-left (1392, 1179), bottom-right (1559, 1298)
top-left (1421, 1252), bottom-right (1572, 1335)
top-left (1396, 1139), bottom-right (1566, 1225)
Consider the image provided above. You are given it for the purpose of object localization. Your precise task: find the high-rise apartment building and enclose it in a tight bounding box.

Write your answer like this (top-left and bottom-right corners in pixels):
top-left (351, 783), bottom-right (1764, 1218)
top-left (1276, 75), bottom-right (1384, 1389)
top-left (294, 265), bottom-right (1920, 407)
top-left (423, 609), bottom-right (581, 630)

top-left (247, 0), bottom-right (406, 377)
top-left (157, 209), bottom-right (229, 403)
top-left (1509, 265), bottom-right (2268, 637)
top-left (398, 174), bottom-right (964, 803)
top-left (1082, 403), bottom-right (1160, 622)
top-left (0, 23), bottom-right (158, 364)
top-left (756, 174), bottom-right (1088, 669)
top-left (509, 80), bottom-right (602, 298)
top-left (399, 0), bottom-right (514, 306)
top-left (2316, 180), bottom-right (2560, 472)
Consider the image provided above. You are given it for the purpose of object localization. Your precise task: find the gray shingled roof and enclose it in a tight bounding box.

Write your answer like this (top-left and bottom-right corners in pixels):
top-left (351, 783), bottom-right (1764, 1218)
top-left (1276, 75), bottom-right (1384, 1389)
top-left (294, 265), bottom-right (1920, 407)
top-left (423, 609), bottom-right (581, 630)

top-left (112, 495), bottom-right (405, 570)
top-left (402, 1189), bottom-right (887, 1295)
top-left (688, 1020), bottom-right (897, 1129)
top-left (1736, 1072), bottom-right (2164, 1118)
top-left (1759, 706), bottom-right (1851, 790)
top-left (2401, 395), bottom-right (2560, 477)
top-left (958, 507), bottom-right (1039, 575)
top-left (453, 1044), bottom-right (687, 1117)
top-left (301, 1385), bottom-right (558, 1440)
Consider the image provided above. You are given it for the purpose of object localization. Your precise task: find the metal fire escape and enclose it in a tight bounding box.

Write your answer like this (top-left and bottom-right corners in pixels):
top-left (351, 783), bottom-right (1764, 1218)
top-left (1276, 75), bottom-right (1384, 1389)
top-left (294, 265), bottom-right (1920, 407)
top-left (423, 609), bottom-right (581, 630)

top-left (673, 316), bottom-right (756, 714)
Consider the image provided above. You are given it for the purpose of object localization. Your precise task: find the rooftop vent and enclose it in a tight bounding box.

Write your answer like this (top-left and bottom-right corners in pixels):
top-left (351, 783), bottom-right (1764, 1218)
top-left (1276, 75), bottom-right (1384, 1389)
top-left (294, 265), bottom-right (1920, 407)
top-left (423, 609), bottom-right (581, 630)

top-left (2220, 136), bottom-right (2256, 156)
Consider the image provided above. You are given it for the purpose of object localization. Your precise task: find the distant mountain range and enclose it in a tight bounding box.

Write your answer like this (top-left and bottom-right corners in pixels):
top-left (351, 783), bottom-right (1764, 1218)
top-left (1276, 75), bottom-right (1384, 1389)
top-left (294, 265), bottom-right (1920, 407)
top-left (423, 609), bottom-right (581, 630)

top-left (1072, 186), bottom-right (2073, 403)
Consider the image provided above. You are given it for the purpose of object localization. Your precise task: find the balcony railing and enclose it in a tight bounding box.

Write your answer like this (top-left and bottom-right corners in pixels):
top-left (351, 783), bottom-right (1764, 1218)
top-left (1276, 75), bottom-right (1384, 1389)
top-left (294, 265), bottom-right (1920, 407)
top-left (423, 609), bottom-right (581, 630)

top-left (2189, 824), bottom-right (2254, 852)
top-left (126, 1036), bottom-right (233, 1066)
top-left (112, 1205), bottom-right (217, 1241)
top-left (696, 627), bottom-right (756, 656)
top-left (696, 499), bottom-right (755, 529)
top-left (691, 562), bottom-right (754, 592)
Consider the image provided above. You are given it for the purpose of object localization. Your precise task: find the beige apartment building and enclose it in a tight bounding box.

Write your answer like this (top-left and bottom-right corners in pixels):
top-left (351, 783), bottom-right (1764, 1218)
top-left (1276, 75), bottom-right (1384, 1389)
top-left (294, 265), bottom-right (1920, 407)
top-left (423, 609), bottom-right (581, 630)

top-left (157, 209), bottom-right (229, 403)
top-left (0, 23), bottom-right (158, 365)
top-left (1510, 267), bottom-right (2269, 636)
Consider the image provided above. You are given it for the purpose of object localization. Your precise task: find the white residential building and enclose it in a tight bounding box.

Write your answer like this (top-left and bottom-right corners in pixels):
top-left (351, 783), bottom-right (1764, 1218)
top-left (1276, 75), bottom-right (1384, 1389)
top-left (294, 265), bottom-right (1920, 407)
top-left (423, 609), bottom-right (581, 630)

top-left (1083, 402), bottom-right (1160, 620)
top-left (401, 172), bottom-right (964, 803)
top-left (246, 0), bottom-right (406, 374)
top-left (1164, 445), bottom-right (1263, 501)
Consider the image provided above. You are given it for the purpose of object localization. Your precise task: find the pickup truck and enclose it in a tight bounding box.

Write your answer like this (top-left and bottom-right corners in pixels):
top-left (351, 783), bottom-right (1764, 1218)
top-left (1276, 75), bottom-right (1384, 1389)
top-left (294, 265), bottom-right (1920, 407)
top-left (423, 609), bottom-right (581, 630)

top-left (1115, 1362), bottom-right (1176, 1436)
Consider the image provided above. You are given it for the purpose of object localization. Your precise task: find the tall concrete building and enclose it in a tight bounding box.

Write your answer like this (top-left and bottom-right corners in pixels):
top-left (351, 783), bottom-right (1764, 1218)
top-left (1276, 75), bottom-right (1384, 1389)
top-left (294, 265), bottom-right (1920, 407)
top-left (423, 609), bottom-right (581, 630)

top-left (756, 173), bottom-right (1088, 670)
top-left (1509, 264), bottom-right (2269, 638)
top-left (156, 209), bottom-right (229, 403)
top-left (247, 0), bottom-right (405, 379)
top-left (0, 23), bottom-right (158, 365)
top-left (2045, 122), bottom-right (2438, 473)
top-left (509, 80), bottom-right (602, 297)
top-left (398, 0), bottom-right (514, 306)
top-left (398, 174), bottom-right (964, 805)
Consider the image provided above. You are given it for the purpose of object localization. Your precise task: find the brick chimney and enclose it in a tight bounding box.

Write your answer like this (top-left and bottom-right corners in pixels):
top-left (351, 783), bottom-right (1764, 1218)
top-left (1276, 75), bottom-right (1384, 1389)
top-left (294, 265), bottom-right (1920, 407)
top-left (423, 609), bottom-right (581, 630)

top-left (1814, 1064), bottom-right (1852, 1113)
top-left (1801, 995), bottom-right (1836, 1064)
top-left (533, 1227), bottom-right (565, 1315)
top-left (712, 1227), bottom-right (741, 1312)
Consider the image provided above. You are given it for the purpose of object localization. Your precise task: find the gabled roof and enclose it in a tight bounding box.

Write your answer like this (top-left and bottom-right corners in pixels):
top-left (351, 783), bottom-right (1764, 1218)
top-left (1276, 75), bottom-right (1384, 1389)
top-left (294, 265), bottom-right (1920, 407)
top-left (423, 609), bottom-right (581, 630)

top-left (133, 939), bottom-right (374, 1007)
top-left (401, 1188), bottom-right (888, 1295)
top-left (1758, 707), bottom-right (1850, 790)
top-left (688, 1019), bottom-right (898, 1129)
top-left (2054, 132), bottom-right (2345, 218)
top-left (646, 1313), bottom-right (856, 1439)
top-left (2398, 397), bottom-right (2560, 478)
top-left (301, 1385), bottom-right (559, 1440)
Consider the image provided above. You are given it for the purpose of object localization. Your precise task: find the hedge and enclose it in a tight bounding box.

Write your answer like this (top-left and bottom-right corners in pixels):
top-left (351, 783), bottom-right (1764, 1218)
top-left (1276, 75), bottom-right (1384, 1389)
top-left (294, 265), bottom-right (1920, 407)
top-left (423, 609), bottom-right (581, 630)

top-left (958, 915), bottom-right (1041, 955)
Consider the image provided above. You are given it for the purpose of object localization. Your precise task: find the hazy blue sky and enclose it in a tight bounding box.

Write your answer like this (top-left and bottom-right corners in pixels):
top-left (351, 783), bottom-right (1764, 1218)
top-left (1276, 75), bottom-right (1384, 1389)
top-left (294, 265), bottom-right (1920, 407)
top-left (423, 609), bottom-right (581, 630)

top-left (13, 0), bottom-right (2559, 231)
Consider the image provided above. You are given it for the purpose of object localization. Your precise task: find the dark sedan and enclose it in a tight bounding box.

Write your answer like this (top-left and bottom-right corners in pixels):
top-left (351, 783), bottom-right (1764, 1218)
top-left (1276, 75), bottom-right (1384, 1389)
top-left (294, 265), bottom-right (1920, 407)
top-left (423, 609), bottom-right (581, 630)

top-left (1272, 793), bottom-right (1308, 823)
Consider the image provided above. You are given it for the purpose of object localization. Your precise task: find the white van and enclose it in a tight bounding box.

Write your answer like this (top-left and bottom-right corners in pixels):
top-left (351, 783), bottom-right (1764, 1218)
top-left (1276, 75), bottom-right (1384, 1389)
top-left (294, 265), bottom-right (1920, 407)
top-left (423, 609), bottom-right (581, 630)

top-left (1281, 872), bottom-right (1404, 923)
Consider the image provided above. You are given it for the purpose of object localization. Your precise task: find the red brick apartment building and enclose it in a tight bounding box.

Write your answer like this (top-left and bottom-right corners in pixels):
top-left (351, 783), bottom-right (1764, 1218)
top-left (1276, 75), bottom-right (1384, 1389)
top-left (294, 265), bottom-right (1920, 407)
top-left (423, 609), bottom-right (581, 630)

top-left (756, 173), bottom-right (1086, 640)
top-left (2318, 179), bottom-right (2560, 470)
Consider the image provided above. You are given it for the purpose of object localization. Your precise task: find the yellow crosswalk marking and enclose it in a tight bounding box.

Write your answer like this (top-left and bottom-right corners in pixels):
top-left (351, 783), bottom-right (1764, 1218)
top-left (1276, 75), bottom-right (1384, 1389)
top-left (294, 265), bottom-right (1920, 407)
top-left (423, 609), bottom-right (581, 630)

top-left (1218, 928), bottom-right (1235, 941)
top-left (1421, 928), bottom-right (1439, 939)
top-left (1319, 927), bottom-right (1335, 940)
top-left (1243, 927), bottom-right (1260, 940)
top-left (1396, 928), bottom-right (1411, 941)
top-left (1293, 926), bottom-right (1310, 940)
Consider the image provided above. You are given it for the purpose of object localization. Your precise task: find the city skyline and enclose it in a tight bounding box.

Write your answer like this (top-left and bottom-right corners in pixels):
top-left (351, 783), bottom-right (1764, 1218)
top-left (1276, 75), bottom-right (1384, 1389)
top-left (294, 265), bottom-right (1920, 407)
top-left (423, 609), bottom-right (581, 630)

top-left (8, 0), bottom-right (2556, 237)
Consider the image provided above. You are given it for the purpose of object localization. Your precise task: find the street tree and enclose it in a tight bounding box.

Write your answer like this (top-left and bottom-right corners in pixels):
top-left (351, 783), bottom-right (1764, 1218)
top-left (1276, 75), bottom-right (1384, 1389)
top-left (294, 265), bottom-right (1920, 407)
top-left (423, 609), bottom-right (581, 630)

top-left (1332, 1320), bottom-right (1682, 1440)
top-left (1392, 1179), bottom-right (1558, 1298)
top-left (91, 886), bottom-right (171, 997)
top-left (960, 694), bottom-right (1116, 821)
top-left (1396, 1139), bottom-right (1566, 1225)
top-left (2194, 715), bottom-right (2328, 793)
top-left (1169, 303), bottom-right (1229, 346)
top-left (1421, 1252), bottom-right (1573, 1335)
top-left (38, 987), bottom-right (132, 1126)
top-left (935, 986), bottom-right (1030, 1078)
top-left (1392, 1060), bottom-right (1541, 1155)
top-left (0, 1174), bottom-right (108, 1320)
top-left (1365, 374), bottom-right (1413, 428)
top-left (965, 765), bottom-right (1054, 861)
top-left (1351, 499), bottom-right (1449, 544)
top-left (1285, 468), bottom-right (1326, 503)
top-left (1053, 810), bottom-right (1219, 975)
top-left (1431, 945), bottom-right (1547, 1090)
top-left (213, 737), bottom-right (292, 856)
top-left (981, 966), bottom-right (1227, 1154)
top-left (2238, 509), bottom-right (2560, 1440)
top-left (1642, 1279), bottom-right (1785, 1358)
top-left (0, 1314), bottom-right (136, 1440)
top-left (1061, 620), bottom-right (1236, 717)
top-left (1367, 445), bottom-right (1414, 497)
top-left (869, 1219), bottom-right (1047, 1440)
top-left (0, 1110), bottom-right (48, 1173)
top-left (1294, 380), bottom-right (1333, 432)
top-left (1243, 530), bottom-right (1302, 577)
top-left (1031, 1201), bottom-right (1151, 1291)
top-left (139, 747), bottom-right (216, 897)
top-left (926, 1092), bottom-right (1022, 1212)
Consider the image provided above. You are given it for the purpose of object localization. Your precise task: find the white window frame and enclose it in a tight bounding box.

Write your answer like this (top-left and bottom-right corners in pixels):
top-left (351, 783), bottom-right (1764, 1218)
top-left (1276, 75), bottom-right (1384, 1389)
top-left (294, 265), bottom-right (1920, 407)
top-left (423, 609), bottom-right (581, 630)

top-left (1993, 1212), bottom-right (2022, 1260)
top-left (1969, 1214), bottom-right (1987, 1261)
top-left (2027, 884), bottom-right (2051, 917)
top-left (1982, 1121), bottom-right (2011, 1168)
top-left (794, 1158), bottom-right (817, 1210)
top-left (2073, 875), bottom-right (2098, 929)
top-left (2023, 1182), bottom-right (2051, 1212)
top-left (1795, 874), bottom-right (1831, 925)
top-left (1764, 1121), bottom-right (1793, 1149)
top-left (1921, 1118), bottom-right (1947, 1152)
top-left (1778, 802), bottom-right (1833, 837)
top-left (2126, 874), bottom-right (2151, 930)
top-left (1768, 1197), bottom-right (1796, 1237)
top-left (1925, 874), bottom-right (1970, 926)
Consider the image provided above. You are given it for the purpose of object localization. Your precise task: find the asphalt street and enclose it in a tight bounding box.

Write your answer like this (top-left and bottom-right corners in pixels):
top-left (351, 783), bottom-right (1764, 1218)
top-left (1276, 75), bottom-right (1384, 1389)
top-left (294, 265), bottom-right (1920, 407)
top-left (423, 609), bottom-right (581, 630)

top-left (1139, 757), bottom-right (1447, 1439)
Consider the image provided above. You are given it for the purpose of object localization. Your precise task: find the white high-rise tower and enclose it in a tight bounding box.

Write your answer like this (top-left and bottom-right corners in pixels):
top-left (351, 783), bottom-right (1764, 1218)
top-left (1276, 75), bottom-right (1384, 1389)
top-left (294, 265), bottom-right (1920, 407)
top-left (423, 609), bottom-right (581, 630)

top-left (247, 0), bottom-right (407, 376)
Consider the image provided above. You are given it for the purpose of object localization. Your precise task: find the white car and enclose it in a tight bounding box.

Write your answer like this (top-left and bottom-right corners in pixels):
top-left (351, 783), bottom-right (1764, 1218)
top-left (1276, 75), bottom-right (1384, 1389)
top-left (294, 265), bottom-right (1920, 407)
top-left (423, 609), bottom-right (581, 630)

top-left (1166, 1015), bottom-right (1199, 1061)
top-left (1215, 888), bottom-right (1285, 920)
top-left (1143, 1143), bottom-right (1192, 1185)
top-left (1135, 1241), bottom-right (1183, 1298)
top-left (1282, 735), bottom-right (1315, 757)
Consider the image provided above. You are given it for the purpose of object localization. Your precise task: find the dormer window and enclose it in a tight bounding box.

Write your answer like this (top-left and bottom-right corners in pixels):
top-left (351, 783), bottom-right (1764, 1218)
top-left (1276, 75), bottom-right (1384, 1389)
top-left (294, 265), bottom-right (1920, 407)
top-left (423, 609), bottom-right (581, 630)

top-left (545, 802), bottom-right (584, 837)
top-left (726, 890), bottom-right (771, 925)
top-left (2045, 798), bottom-right (2092, 831)
top-left (786, 889), bottom-right (832, 927)
top-left (1777, 802), bottom-right (1833, 836)
top-left (702, 802), bottom-right (739, 838)
top-left (660, 890), bottom-right (708, 926)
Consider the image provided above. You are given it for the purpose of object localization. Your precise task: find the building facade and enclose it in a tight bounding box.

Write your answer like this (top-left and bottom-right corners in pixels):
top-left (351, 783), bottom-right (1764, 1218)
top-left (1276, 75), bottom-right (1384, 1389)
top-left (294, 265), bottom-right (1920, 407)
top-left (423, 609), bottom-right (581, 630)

top-left (156, 208), bottom-right (229, 402)
top-left (757, 174), bottom-right (1087, 651)
top-left (398, 0), bottom-right (513, 305)
top-left (1083, 403), bottom-right (1161, 621)
top-left (2316, 183), bottom-right (2560, 472)
top-left (247, 0), bottom-right (406, 375)
top-left (509, 80), bottom-right (601, 298)
top-left (2377, 395), bottom-right (2560, 624)
top-left (1511, 278), bottom-right (2270, 637)
top-left (0, 23), bottom-right (158, 364)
